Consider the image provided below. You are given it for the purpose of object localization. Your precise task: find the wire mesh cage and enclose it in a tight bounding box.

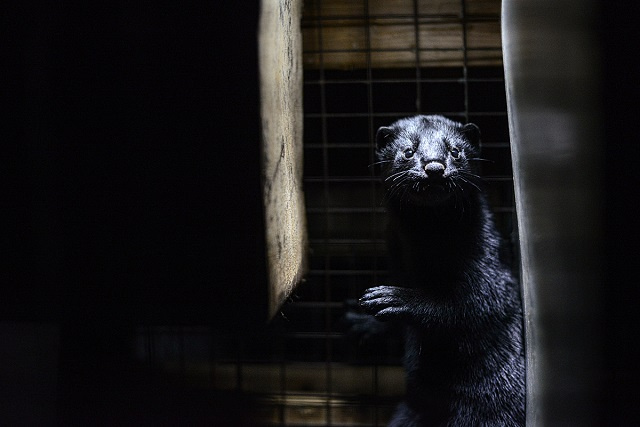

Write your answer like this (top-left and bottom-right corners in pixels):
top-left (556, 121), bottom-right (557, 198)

top-left (135, 1), bottom-right (513, 425)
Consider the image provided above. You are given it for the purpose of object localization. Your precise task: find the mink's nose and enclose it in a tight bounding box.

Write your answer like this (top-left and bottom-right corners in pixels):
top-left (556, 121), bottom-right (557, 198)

top-left (424, 161), bottom-right (445, 179)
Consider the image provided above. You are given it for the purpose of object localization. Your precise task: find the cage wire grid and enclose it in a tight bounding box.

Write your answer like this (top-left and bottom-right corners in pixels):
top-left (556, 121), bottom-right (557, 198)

top-left (134, 1), bottom-right (513, 426)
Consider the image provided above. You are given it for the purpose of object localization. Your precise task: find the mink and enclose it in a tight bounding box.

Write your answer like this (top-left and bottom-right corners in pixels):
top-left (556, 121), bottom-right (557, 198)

top-left (358, 115), bottom-right (525, 426)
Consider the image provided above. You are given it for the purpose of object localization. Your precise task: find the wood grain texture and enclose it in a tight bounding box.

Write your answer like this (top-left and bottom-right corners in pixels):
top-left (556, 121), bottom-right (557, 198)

top-left (259, 0), bottom-right (308, 319)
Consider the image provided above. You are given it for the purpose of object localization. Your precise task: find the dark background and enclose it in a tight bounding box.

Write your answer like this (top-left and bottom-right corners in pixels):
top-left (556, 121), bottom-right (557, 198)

top-left (4, 0), bottom-right (266, 325)
top-left (4, 1), bottom-right (266, 424)
top-left (601, 1), bottom-right (640, 422)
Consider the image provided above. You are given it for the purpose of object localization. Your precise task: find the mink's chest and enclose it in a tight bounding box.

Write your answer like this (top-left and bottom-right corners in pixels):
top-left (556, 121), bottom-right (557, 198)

top-left (388, 216), bottom-right (476, 291)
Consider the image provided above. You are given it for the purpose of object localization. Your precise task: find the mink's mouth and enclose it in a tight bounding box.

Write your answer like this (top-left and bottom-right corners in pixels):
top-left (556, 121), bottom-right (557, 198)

top-left (405, 179), bottom-right (453, 205)
top-left (383, 171), bottom-right (459, 206)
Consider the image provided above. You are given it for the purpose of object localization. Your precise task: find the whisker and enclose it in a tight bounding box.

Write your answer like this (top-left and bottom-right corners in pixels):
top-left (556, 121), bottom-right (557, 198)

top-left (385, 170), bottom-right (410, 182)
top-left (389, 179), bottom-right (410, 198)
top-left (458, 170), bottom-right (484, 180)
top-left (368, 159), bottom-right (394, 168)
top-left (457, 175), bottom-right (482, 192)
top-left (392, 172), bottom-right (411, 182)
top-left (386, 173), bottom-right (414, 203)
top-left (467, 157), bottom-right (494, 163)
top-left (450, 180), bottom-right (465, 216)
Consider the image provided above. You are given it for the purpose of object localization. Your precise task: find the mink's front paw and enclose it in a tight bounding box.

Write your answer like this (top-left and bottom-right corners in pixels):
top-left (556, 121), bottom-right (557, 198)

top-left (359, 285), bottom-right (416, 321)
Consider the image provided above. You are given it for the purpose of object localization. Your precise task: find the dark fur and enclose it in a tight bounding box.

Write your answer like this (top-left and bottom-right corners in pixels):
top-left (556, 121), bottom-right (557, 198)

top-left (359, 115), bottom-right (525, 426)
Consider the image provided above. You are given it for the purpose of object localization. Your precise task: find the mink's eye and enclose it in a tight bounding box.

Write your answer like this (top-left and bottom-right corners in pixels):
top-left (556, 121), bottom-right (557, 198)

top-left (403, 148), bottom-right (415, 159)
top-left (450, 147), bottom-right (461, 159)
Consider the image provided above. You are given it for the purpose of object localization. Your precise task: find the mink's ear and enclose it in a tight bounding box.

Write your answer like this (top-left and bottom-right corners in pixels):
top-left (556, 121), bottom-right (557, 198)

top-left (376, 126), bottom-right (395, 150)
top-left (461, 123), bottom-right (481, 147)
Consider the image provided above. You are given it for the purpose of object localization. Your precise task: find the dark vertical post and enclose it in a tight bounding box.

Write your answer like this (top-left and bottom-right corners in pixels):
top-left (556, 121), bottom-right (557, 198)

top-left (502, 0), bottom-right (605, 424)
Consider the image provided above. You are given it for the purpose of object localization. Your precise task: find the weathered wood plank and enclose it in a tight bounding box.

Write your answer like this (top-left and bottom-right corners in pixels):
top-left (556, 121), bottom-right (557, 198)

top-left (259, 0), bottom-right (308, 319)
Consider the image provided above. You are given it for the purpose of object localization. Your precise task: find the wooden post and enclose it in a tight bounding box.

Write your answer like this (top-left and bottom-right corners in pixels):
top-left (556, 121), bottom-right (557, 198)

top-left (259, 0), bottom-right (308, 319)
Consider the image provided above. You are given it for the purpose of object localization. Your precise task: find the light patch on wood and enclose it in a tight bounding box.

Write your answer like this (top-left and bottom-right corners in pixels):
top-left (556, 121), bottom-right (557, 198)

top-left (302, 0), bottom-right (503, 69)
top-left (259, 0), bottom-right (307, 319)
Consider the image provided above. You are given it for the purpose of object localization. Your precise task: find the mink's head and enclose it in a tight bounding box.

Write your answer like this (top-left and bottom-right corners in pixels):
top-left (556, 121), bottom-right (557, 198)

top-left (376, 115), bottom-right (482, 207)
